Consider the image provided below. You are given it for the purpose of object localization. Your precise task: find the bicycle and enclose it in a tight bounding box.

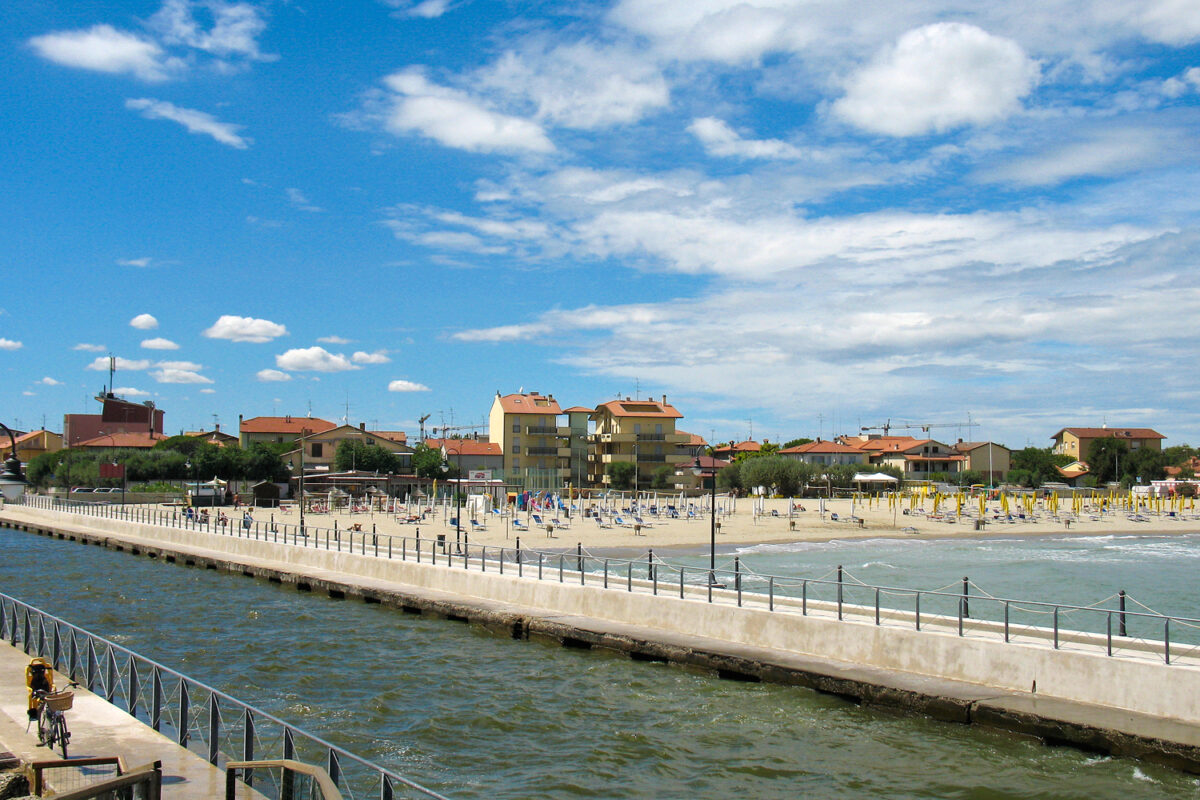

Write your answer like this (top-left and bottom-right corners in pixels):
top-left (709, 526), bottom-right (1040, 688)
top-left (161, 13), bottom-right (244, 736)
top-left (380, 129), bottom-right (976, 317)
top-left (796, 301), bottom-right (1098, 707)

top-left (33, 683), bottom-right (77, 758)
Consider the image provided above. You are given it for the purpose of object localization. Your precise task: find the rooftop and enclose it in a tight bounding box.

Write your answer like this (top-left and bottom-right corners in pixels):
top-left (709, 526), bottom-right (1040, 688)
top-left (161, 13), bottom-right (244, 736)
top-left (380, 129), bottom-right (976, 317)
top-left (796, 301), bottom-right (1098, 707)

top-left (494, 392), bottom-right (563, 415)
top-left (240, 416), bottom-right (337, 435)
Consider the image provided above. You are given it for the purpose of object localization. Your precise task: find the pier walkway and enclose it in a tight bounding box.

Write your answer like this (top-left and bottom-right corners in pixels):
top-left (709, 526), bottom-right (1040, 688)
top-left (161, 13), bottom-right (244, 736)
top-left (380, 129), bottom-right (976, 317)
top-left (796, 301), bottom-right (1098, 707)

top-left (4, 500), bottom-right (1200, 774)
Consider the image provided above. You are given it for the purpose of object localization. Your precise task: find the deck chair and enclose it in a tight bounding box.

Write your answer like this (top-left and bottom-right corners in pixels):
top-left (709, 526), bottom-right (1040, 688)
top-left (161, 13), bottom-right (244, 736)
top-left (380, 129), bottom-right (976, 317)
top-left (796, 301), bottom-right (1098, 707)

top-left (594, 516), bottom-right (613, 529)
top-left (512, 518), bottom-right (528, 530)
top-left (633, 516), bottom-right (653, 528)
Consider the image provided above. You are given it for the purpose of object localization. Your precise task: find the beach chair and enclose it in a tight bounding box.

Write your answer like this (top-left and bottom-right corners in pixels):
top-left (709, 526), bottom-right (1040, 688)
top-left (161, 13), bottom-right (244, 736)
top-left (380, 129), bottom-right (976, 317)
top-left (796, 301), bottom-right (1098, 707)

top-left (613, 515), bottom-right (634, 528)
top-left (666, 505), bottom-right (679, 518)
top-left (551, 517), bottom-right (571, 529)
top-left (531, 514), bottom-right (545, 527)
top-left (633, 516), bottom-right (653, 528)
top-left (594, 516), bottom-right (613, 530)
top-left (470, 519), bottom-right (486, 534)
top-left (512, 518), bottom-right (528, 531)
top-left (830, 512), bottom-right (839, 522)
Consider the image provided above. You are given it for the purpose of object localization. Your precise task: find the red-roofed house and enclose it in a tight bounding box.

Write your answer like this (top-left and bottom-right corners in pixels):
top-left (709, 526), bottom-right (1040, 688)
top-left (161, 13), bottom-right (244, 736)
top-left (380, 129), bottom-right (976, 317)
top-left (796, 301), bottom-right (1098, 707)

top-left (285, 423), bottom-right (415, 473)
top-left (425, 438), bottom-right (504, 474)
top-left (779, 439), bottom-right (867, 466)
top-left (952, 441), bottom-right (1011, 482)
top-left (488, 391), bottom-right (568, 488)
top-left (75, 431), bottom-right (169, 449)
top-left (712, 440), bottom-right (761, 460)
top-left (11, 429), bottom-right (64, 464)
top-left (239, 415), bottom-right (337, 448)
top-left (589, 396), bottom-right (687, 489)
top-left (1051, 427), bottom-right (1165, 463)
top-left (842, 435), bottom-right (963, 479)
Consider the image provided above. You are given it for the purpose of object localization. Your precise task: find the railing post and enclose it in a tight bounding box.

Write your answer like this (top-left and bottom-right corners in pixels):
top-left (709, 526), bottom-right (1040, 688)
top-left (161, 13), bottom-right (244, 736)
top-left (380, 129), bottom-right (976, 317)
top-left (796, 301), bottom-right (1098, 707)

top-left (1004, 602), bottom-right (1010, 642)
top-left (802, 580), bottom-right (807, 615)
top-left (1119, 590), bottom-right (1127, 637)
top-left (559, 554), bottom-right (565, 583)
top-left (874, 588), bottom-right (880, 625)
top-left (915, 592), bottom-right (921, 630)
top-left (282, 728), bottom-right (295, 800)
top-left (208, 693), bottom-right (219, 765)
top-left (604, 559), bottom-right (609, 588)
top-left (837, 565), bottom-right (843, 620)
top-left (538, 553), bottom-right (543, 580)
top-left (679, 567), bottom-right (685, 599)
top-left (328, 749), bottom-right (341, 788)
top-left (769, 577), bottom-right (774, 611)
top-left (1106, 612), bottom-right (1112, 656)
top-left (152, 666), bottom-right (163, 732)
top-left (1053, 607), bottom-right (1059, 649)
top-left (735, 557), bottom-right (742, 607)
top-left (106, 645), bottom-right (118, 702)
top-left (961, 576), bottom-right (969, 619)
top-left (577, 543), bottom-right (584, 573)
top-left (1165, 619), bottom-right (1171, 664)
top-left (178, 682), bottom-right (190, 747)
top-left (128, 659), bottom-right (141, 717)
top-left (243, 709), bottom-right (255, 787)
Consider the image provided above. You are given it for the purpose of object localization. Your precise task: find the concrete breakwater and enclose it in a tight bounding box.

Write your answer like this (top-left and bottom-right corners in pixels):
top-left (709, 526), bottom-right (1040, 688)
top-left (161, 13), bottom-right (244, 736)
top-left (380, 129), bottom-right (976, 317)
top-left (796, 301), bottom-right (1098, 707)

top-left (3, 504), bottom-right (1200, 773)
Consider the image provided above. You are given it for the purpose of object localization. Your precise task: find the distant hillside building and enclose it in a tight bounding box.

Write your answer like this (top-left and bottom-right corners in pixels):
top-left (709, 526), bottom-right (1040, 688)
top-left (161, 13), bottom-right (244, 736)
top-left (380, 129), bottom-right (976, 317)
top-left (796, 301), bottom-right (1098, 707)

top-left (64, 393), bottom-right (165, 447)
top-left (1050, 427), bottom-right (1165, 463)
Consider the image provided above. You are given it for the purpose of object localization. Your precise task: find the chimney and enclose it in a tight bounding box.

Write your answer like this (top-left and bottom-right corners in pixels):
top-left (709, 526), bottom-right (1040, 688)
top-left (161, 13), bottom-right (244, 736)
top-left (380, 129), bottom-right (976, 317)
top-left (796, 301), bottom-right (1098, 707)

top-left (239, 414), bottom-right (243, 429)
top-left (360, 422), bottom-right (366, 431)
top-left (662, 394), bottom-right (667, 405)
top-left (215, 423), bottom-right (220, 433)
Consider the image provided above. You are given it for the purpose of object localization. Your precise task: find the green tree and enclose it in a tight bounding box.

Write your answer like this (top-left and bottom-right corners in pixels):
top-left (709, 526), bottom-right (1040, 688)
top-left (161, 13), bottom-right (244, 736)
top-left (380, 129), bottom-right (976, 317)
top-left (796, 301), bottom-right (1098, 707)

top-left (1086, 438), bottom-right (1130, 484)
top-left (716, 460), bottom-right (741, 491)
top-left (608, 461), bottom-right (636, 490)
top-left (650, 464), bottom-right (675, 490)
top-left (782, 437), bottom-right (813, 449)
top-left (335, 440), bottom-right (401, 473)
top-left (412, 444), bottom-right (457, 479)
top-left (1009, 447), bottom-right (1073, 488)
top-left (740, 456), bottom-right (809, 497)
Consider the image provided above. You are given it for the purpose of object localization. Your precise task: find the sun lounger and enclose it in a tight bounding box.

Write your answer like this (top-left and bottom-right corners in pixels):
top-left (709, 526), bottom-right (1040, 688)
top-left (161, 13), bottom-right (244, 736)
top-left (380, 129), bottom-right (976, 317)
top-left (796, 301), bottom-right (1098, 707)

top-left (551, 517), bottom-right (571, 528)
top-left (633, 516), bottom-right (653, 528)
top-left (594, 516), bottom-right (613, 529)
top-left (512, 518), bottom-right (528, 530)
top-left (613, 516), bottom-right (634, 528)
top-left (470, 520), bottom-right (486, 533)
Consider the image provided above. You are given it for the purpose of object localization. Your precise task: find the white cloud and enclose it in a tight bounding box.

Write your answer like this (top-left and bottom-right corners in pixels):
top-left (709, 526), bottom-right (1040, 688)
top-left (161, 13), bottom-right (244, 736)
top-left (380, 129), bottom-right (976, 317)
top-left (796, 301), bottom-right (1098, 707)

top-left (688, 117), bottom-right (807, 159)
top-left (317, 335), bottom-right (351, 344)
top-left (275, 346), bottom-right (360, 372)
top-left (833, 23), bottom-right (1039, 137)
top-left (37, 377), bottom-right (62, 386)
top-left (126, 98), bottom-right (251, 149)
top-left (351, 350), bottom-right (391, 364)
top-left (141, 337), bottom-right (180, 350)
top-left (203, 315), bottom-right (288, 342)
top-left (22, 391), bottom-right (35, 397)
top-left (200, 388), bottom-right (216, 394)
top-left (112, 386), bottom-right (151, 397)
top-left (480, 43), bottom-right (670, 129)
top-left (285, 187), bottom-right (323, 212)
top-left (155, 360), bottom-right (203, 371)
top-left (388, 379), bottom-right (431, 392)
top-left (130, 313), bottom-right (159, 330)
top-left (0, 339), bottom-right (22, 351)
top-left (151, 367), bottom-right (212, 384)
top-left (28, 24), bottom-right (177, 81)
top-left (88, 356), bottom-right (151, 370)
top-left (979, 125), bottom-right (1183, 186)
top-left (73, 343), bottom-right (106, 352)
top-left (118, 257), bottom-right (154, 267)
top-left (382, 68), bottom-right (554, 154)
top-left (256, 368), bottom-right (292, 382)
top-left (149, 0), bottom-right (272, 60)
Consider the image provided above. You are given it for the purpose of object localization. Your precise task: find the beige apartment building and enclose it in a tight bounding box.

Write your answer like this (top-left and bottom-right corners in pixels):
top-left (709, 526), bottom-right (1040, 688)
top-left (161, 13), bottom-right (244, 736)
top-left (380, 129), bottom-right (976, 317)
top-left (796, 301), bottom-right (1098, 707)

top-left (487, 391), bottom-right (570, 488)
top-left (588, 396), bottom-right (688, 489)
top-left (1050, 427), bottom-right (1165, 463)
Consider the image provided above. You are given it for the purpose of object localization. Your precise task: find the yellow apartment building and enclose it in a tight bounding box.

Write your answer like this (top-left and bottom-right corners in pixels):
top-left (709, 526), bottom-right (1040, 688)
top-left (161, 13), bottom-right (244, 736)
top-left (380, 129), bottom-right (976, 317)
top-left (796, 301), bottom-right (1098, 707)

top-left (588, 396), bottom-right (688, 489)
top-left (1050, 427), bottom-right (1165, 463)
top-left (487, 392), bottom-right (570, 488)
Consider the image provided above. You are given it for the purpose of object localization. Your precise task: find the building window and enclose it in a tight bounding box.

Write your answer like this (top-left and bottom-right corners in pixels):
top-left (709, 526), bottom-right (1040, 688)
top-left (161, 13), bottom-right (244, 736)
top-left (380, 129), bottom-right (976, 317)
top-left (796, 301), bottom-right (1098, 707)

top-left (310, 443), bottom-right (323, 458)
top-left (512, 458), bottom-right (520, 469)
top-left (512, 444), bottom-right (520, 455)
top-left (512, 419), bottom-right (520, 433)
top-left (634, 423), bottom-right (641, 434)
top-left (655, 423), bottom-right (662, 434)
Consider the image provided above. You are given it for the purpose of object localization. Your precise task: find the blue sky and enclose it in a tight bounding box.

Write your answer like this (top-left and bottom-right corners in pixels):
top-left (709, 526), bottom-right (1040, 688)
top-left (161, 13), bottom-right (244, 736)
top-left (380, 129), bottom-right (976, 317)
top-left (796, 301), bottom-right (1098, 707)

top-left (4, 0), bottom-right (1200, 449)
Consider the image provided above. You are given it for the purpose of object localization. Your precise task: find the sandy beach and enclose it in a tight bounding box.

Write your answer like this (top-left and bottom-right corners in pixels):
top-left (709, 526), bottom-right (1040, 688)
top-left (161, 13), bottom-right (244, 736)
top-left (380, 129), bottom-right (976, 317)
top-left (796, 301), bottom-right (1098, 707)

top-left (243, 495), bottom-right (1200, 553)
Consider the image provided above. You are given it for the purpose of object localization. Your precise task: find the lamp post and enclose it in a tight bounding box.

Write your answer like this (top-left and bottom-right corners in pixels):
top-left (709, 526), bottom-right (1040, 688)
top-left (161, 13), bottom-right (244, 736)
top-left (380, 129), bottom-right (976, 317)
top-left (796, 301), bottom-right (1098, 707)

top-left (0, 423), bottom-right (26, 502)
top-left (692, 446), bottom-right (720, 587)
top-left (112, 457), bottom-right (125, 507)
top-left (442, 444), bottom-right (463, 554)
top-left (289, 446), bottom-right (306, 536)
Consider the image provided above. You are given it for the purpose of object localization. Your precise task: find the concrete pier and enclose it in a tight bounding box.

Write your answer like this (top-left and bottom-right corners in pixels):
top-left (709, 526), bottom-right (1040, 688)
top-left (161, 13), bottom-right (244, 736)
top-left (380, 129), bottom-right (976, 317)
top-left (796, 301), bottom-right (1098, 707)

top-left (4, 504), bottom-right (1200, 774)
top-left (0, 639), bottom-right (255, 797)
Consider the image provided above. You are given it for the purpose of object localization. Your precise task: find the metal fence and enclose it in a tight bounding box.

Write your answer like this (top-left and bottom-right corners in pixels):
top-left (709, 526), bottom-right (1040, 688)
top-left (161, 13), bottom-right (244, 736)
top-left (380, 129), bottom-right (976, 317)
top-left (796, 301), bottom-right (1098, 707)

top-left (14, 494), bottom-right (1200, 667)
top-left (0, 590), bottom-right (449, 800)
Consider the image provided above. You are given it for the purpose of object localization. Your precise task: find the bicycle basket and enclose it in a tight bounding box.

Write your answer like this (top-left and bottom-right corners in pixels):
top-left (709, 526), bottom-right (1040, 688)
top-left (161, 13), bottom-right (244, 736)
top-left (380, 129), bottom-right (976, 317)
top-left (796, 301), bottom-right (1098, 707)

top-left (43, 691), bottom-right (73, 712)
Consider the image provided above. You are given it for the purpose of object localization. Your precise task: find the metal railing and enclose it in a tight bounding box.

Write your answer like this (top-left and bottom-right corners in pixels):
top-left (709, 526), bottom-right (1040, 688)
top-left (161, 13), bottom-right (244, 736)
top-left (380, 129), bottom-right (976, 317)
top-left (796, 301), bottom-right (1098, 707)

top-left (0, 589), bottom-right (449, 800)
top-left (12, 495), bottom-right (1200, 667)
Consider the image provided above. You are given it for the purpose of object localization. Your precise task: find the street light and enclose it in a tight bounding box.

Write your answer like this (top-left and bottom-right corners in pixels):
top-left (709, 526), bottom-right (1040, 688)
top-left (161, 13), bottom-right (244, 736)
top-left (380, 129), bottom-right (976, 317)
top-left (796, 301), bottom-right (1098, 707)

top-left (692, 446), bottom-right (722, 587)
top-left (288, 446), bottom-right (306, 536)
top-left (0, 423), bottom-right (26, 502)
top-left (442, 444), bottom-right (463, 554)
top-left (112, 457), bottom-right (125, 507)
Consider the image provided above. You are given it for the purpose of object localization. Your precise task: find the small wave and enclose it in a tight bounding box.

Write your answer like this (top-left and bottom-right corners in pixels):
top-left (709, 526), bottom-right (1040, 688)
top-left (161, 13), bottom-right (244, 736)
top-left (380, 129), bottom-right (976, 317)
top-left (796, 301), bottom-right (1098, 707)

top-left (859, 562), bottom-right (897, 570)
top-left (1132, 767), bottom-right (1159, 784)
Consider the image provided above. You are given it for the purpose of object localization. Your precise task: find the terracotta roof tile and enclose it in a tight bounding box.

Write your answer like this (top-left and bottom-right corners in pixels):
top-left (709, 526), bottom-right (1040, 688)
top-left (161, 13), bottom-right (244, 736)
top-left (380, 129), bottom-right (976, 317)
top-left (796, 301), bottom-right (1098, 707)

top-left (240, 416), bottom-right (337, 434)
top-left (494, 393), bottom-right (562, 415)
top-left (425, 438), bottom-right (502, 457)
top-left (593, 399), bottom-right (682, 419)
top-left (75, 432), bottom-right (168, 448)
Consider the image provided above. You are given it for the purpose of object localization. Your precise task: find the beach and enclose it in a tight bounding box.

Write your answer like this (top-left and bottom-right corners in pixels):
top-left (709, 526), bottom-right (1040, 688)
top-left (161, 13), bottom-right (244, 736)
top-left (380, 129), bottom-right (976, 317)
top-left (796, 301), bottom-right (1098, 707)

top-left (246, 495), bottom-right (1200, 553)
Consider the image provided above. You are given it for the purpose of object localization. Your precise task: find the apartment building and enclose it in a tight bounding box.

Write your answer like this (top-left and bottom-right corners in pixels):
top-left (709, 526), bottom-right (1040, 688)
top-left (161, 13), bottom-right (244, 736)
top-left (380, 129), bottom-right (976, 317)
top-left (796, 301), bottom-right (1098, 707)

top-left (588, 396), bottom-right (688, 489)
top-left (239, 415), bottom-right (336, 448)
top-left (1050, 427), bottom-right (1165, 463)
top-left (487, 391), bottom-right (570, 489)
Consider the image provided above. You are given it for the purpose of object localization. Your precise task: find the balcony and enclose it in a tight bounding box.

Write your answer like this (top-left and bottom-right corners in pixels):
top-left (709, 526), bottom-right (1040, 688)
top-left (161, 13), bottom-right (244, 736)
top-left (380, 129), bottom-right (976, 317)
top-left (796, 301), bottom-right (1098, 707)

top-left (526, 446), bottom-right (572, 457)
top-left (526, 425), bottom-right (569, 436)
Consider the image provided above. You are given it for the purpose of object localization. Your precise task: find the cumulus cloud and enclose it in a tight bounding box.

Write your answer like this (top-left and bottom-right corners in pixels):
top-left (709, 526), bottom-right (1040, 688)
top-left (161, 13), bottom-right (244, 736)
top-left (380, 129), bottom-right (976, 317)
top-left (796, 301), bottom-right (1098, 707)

top-left (203, 315), bottom-right (287, 342)
top-left (155, 360), bottom-right (203, 371)
top-left (381, 68), bottom-right (554, 154)
top-left (0, 339), bottom-right (22, 351)
top-left (275, 346), bottom-right (359, 372)
top-left (317, 335), bottom-right (351, 344)
top-left (88, 357), bottom-right (151, 371)
top-left (73, 343), bottom-right (106, 352)
top-left (833, 23), bottom-right (1039, 136)
top-left (151, 367), bottom-right (212, 384)
top-left (28, 24), bottom-right (177, 81)
top-left (130, 313), bottom-right (159, 330)
top-left (479, 43), bottom-right (670, 129)
top-left (351, 350), bottom-right (391, 364)
top-left (688, 117), bottom-right (807, 159)
top-left (255, 368), bottom-right (292, 382)
top-left (141, 337), bottom-right (180, 350)
top-left (388, 379), bottom-right (431, 392)
top-left (126, 98), bottom-right (251, 149)
top-left (149, 0), bottom-right (272, 60)
top-left (112, 386), bottom-right (151, 397)
top-left (37, 377), bottom-right (62, 385)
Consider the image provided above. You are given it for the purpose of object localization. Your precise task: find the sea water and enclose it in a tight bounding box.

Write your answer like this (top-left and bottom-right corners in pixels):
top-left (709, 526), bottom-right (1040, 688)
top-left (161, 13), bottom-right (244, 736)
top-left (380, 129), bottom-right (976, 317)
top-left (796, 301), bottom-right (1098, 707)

top-left (1, 525), bottom-right (1197, 799)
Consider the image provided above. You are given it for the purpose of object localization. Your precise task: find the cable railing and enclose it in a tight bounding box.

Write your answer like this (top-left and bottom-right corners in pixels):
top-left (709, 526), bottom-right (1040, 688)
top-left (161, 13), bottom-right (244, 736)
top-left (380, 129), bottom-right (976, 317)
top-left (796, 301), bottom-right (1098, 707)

top-left (0, 590), bottom-right (449, 800)
top-left (12, 495), bottom-right (1200, 667)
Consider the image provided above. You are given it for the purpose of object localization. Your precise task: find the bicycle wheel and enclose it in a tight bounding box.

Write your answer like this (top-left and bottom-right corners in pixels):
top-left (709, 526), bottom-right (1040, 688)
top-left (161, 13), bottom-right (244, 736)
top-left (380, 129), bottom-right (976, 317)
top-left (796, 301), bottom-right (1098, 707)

top-left (54, 717), bottom-right (68, 759)
top-left (37, 708), bottom-right (50, 747)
